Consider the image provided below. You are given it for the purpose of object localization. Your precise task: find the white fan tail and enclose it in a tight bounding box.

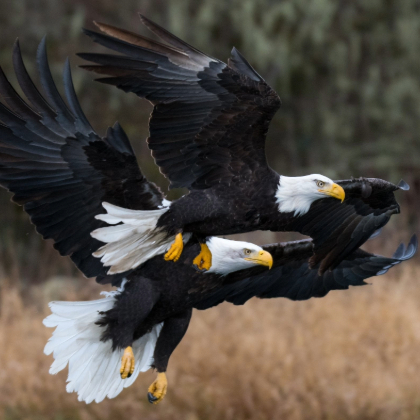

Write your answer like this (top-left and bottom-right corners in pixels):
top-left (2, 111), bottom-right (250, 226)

top-left (43, 284), bottom-right (163, 404)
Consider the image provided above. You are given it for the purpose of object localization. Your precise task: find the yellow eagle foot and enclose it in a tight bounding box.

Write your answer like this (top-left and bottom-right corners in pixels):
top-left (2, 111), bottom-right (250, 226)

top-left (193, 242), bottom-right (212, 271)
top-left (164, 233), bottom-right (184, 262)
top-left (120, 346), bottom-right (135, 379)
top-left (148, 372), bottom-right (168, 405)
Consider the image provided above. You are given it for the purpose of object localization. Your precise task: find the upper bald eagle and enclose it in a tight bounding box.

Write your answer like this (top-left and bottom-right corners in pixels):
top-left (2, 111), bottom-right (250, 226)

top-left (79, 16), bottom-right (408, 275)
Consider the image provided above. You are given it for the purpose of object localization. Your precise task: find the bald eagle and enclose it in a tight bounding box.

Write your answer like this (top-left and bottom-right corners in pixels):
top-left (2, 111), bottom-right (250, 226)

top-left (79, 16), bottom-right (408, 275)
top-left (0, 40), bottom-right (416, 405)
top-left (44, 234), bottom-right (417, 404)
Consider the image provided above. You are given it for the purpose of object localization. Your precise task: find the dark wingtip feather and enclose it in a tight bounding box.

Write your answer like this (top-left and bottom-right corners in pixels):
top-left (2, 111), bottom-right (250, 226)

top-left (38, 35), bottom-right (47, 55)
top-left (138, 13), bottom-right (212, 61)
top-left (405, 234), bottom-right (418, 259)
top-left (82, 27), bottom-right (99, 40)
top-left (36, 36), bottom-right (76, 130)
top-left (13, 39), bottom-right (22, 62)
top-left (392, 234), bottom-right (418, 260)
top-left (376, 236), bottom-right (415, 275)
top-left (78, 64), bottom-right (99, 73)
top-left (62, 58), bottom-right (93, 134)
top-left (229, 47), bottom-right (263, 82)
top-left (138, 14), bottom-right (155, 29)
top-left (12, 37), bottom-right (59, 120)
top-left (392, 242), bottom-right (406, 260)
top-left (368, 228), bottom-right (382, 240)
top-left (104, 121), bottom-right (135, 155)
top-left (397, 179), bottom-right (410, 190)
top-left (0, 49), bottom-right (39, 118)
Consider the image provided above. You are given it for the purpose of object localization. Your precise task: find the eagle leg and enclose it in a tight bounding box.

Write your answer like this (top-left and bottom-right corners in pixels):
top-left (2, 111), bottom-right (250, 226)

top-left (148, 372), bottom-right (168, 404)
top-left (120, 346), bottom-right (135, 379)
top-left (148, 308), bottom-right (192, 405)
top-left (164, 233), bottom-right (184, 262)
top-left (192, 242), bottom-right (212, 271)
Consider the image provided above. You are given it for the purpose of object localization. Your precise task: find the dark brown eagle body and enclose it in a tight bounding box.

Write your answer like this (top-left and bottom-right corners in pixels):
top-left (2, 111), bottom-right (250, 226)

top-left (156, 169), bottom-right (281, 237)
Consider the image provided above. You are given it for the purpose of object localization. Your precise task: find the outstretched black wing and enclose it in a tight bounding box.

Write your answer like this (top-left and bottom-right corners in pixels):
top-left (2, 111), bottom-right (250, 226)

top-left (0, 39), bottom-right (164, 283)
top-left (286, 178), bottom-right (407, 274)
top-left (194, 235), bottom-right (417, 309)
top-left (79, 16), bottom-right (281, 190)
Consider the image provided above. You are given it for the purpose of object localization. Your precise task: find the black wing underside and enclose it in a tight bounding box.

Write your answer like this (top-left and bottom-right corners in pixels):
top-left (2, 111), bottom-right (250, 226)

top-left (286, 178), bottom-right (407, 274)
top-left (0, 39), bottom-right (164, 283)
top-left (194, 235), bottom-right (418, 310)
top-left (79, 16), bottom-right (281, 190)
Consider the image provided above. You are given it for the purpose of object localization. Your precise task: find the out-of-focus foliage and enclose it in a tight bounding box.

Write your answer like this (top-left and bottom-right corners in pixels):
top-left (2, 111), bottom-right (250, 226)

top-left (0, 0), bottom-right (419, 282)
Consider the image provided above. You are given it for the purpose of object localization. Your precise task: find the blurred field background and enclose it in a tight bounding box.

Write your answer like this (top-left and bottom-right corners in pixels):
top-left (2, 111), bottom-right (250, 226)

top-left (0, 0), bottom-right (419, 419)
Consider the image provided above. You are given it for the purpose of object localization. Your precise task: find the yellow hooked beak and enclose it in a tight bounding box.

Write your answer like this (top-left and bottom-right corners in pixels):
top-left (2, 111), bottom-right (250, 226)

top-left (319, 183), bottom-right (345, 202)
top-left (245, 250), bottom-right (273, 269)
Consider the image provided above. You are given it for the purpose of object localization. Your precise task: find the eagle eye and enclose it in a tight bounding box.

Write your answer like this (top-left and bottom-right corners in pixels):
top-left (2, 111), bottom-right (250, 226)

top-left (244, 249), bottom-right (252, 255)
top-left (316, 180), bottom-right (325, 188)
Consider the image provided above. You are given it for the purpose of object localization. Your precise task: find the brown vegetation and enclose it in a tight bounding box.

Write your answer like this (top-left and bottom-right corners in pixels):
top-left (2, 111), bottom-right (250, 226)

top-left (1, 263), bottom-right (420, 420)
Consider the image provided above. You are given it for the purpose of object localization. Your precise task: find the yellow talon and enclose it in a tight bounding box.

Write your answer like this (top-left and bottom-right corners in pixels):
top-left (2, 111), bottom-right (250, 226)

top-left (164, 233), bottom-right (184, 262)
top-left (148, 372), bottom-right (168, 404)
top-left (192, 243), bottom-right (212, 271)
top-left (120, 346), bottom-right (135, 379)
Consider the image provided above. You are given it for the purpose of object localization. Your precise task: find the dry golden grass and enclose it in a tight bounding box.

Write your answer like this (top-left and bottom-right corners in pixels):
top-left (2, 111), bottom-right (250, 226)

top-left (1, 264), bottom-right (420, 420)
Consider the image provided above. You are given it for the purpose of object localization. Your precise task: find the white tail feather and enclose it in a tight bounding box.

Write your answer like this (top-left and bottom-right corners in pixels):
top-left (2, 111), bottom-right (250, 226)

top-left (90, 202), bottom-right (191, 274)
top-left (43, 285), bottom-right (163, 404)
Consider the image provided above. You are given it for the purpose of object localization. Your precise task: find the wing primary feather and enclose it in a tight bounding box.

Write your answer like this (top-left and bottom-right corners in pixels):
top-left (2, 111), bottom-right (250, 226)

top-left (12, 40), bottom-right (71, 138)
top-left (397, 179), bottom-right (410, 191)
top-left (81, 28), bottom-right (167, 62)
top-left (0, 65), bottom-right (39, 119)
top-left (404, 234), bottom-right (418, 259)
top-left (93, 21), bottom-right (188, 58)
top-left (62, 58), bottom-right (94, 135)
top-left (36, 37), bottom-right (76, 133)
top-left (228, 47), bottom-right (264, 82)
top-left (392, 242), bottom-right (406, 260)
top-left (104, 122), bottom-right (135, 156)
top-left (138, 14), bottom-right (215, 65)
top-left (13, 40), bottom-right (54, 116)
top-left (77, 53), bottom-right (156, 70)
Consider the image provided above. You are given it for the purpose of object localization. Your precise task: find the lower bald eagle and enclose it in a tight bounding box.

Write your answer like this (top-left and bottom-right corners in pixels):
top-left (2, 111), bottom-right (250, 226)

top-left (78, 16), bottom-right (408, 275)
top-left (44, 234), bottom-right (417, 404)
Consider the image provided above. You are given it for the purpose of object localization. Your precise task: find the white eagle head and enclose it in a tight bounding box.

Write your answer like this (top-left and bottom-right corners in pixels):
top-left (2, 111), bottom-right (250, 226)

top-left (275, 174), bottom-right (345, 217)
top-left (206, 237), bottom-right (273, 275)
